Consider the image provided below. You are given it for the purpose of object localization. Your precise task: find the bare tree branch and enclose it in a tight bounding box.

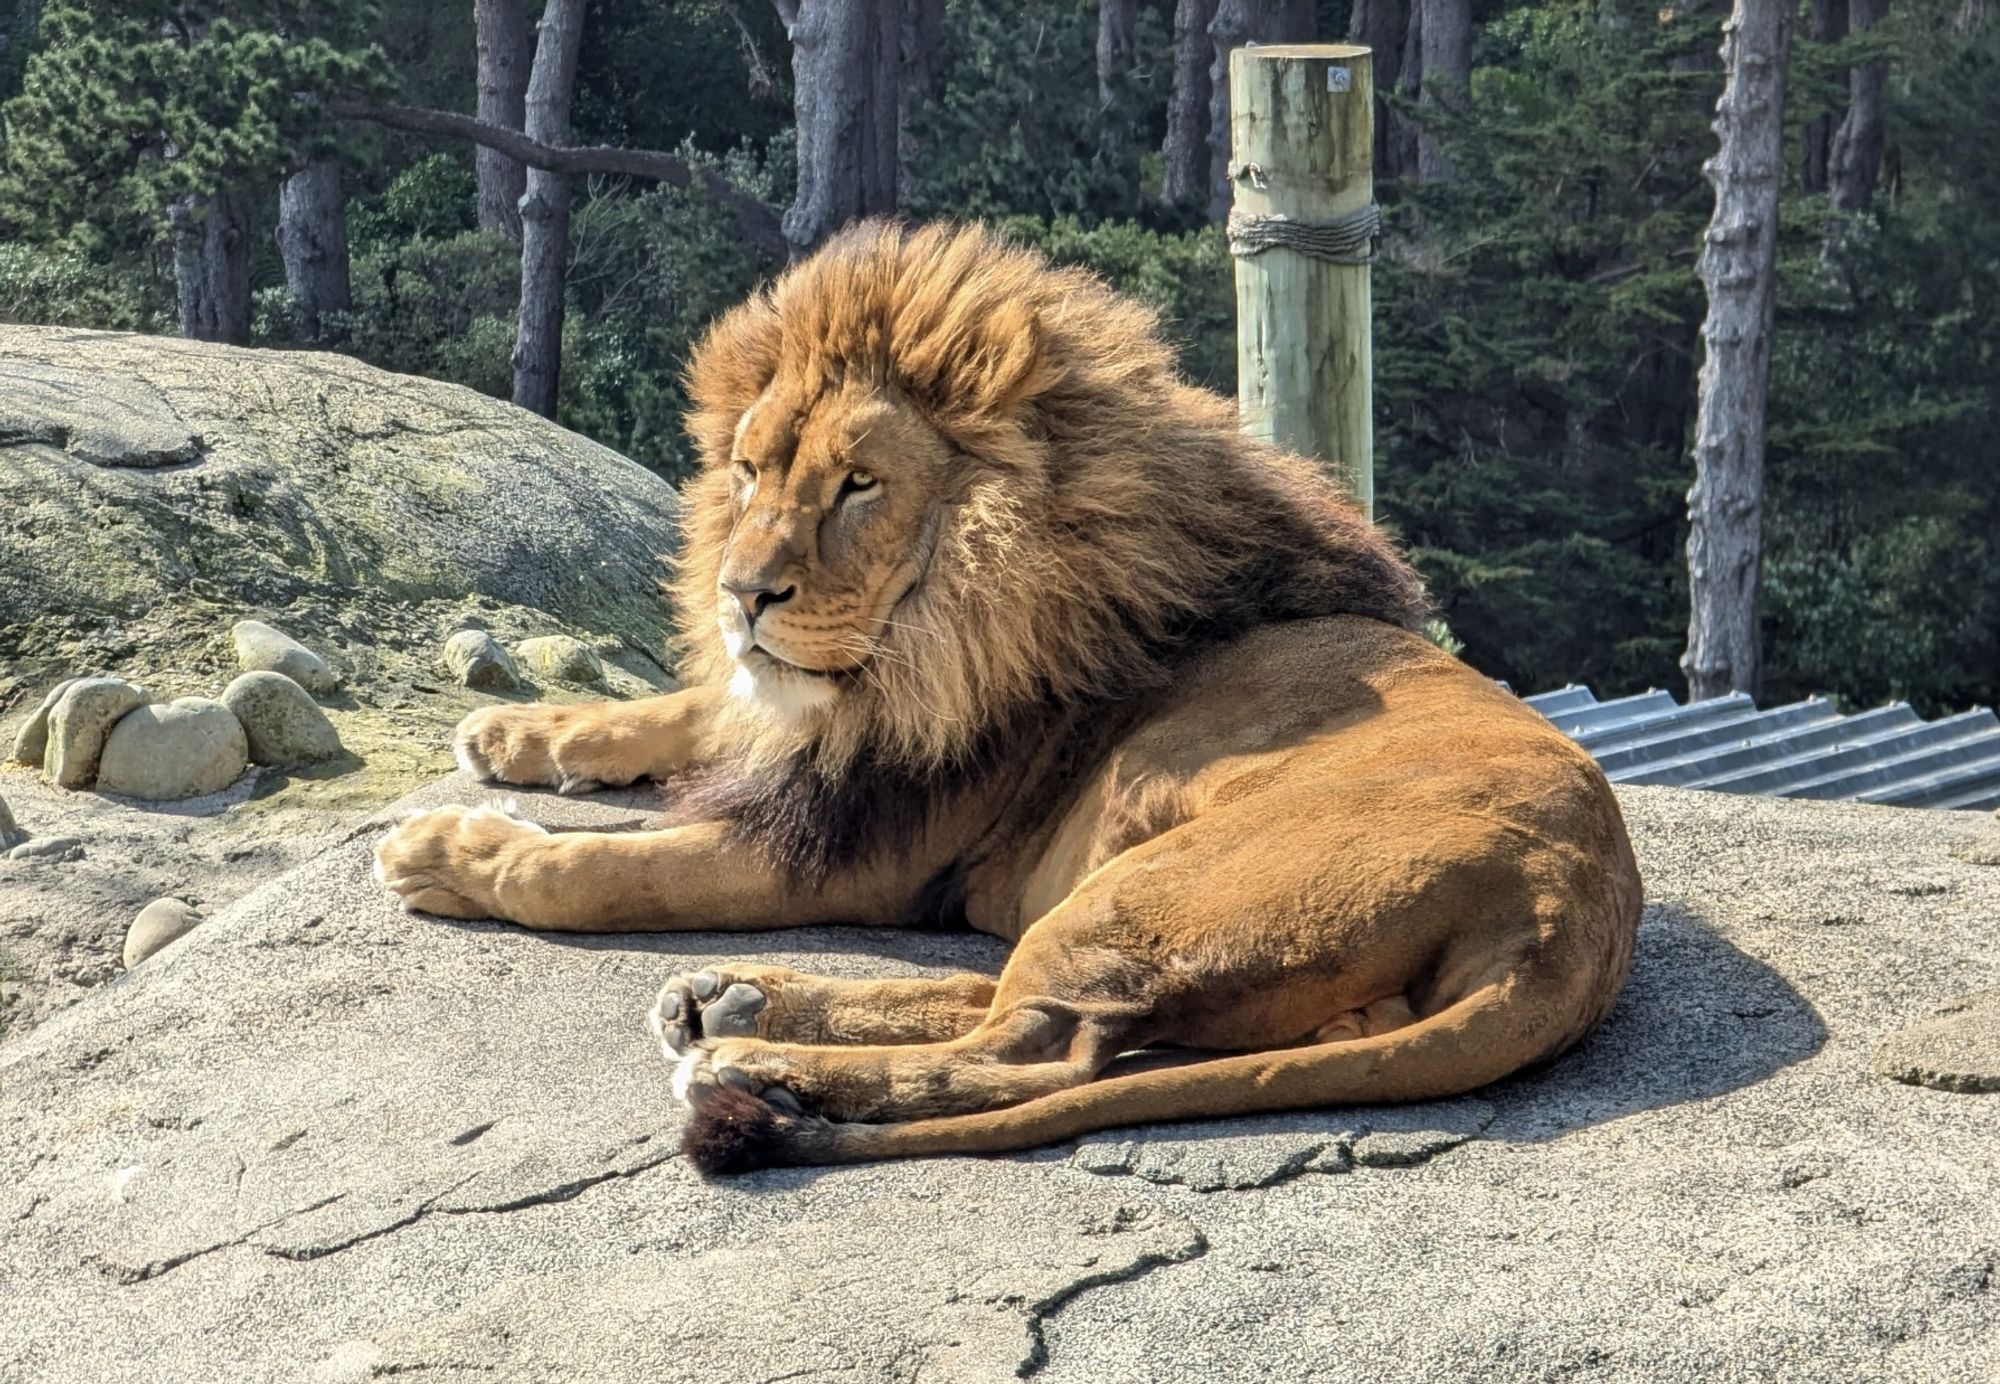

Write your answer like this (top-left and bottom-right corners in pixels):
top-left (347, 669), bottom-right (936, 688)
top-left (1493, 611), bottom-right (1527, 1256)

top-left (327, 94), bottom-right (788, 265)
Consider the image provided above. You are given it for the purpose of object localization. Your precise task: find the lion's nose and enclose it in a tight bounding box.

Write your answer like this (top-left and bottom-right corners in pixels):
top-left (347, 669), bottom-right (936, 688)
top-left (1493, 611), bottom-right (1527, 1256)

top-left (722, 580), bottom-right (796, 623)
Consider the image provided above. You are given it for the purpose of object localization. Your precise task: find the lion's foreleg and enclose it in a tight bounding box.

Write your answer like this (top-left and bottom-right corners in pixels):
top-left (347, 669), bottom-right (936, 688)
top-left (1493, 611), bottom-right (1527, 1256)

top-left (453, 685), bottom-right (730, 793)
top-left (374, 808), bottom-right (896, 932)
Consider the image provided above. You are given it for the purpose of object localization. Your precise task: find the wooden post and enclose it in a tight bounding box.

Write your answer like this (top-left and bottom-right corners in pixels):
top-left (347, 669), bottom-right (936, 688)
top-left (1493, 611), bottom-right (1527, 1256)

top-left (1228, 44), bottom-right (1376, 518)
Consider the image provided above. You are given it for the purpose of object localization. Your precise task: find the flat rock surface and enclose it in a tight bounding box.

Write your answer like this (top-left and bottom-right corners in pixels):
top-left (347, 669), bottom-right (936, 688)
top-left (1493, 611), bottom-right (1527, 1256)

top-left (3, 783), bottom-right (1998, 1382)
top-left (1877, 987), bottom-right (2000, 1094)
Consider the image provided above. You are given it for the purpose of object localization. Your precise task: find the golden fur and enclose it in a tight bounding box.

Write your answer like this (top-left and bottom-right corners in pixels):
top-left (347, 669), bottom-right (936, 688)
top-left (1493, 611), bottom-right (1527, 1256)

top-left (375, 222), bottom-right (1642, 1173)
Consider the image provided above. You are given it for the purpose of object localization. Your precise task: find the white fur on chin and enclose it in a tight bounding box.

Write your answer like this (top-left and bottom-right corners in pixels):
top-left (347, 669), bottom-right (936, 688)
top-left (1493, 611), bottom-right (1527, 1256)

top-left (730, 658), bottom-right (838, 722)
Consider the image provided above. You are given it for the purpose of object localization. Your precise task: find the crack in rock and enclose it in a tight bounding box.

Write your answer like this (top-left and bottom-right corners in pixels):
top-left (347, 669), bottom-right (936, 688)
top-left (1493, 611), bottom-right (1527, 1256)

top-left (92, 1194), bottom-right (346, 1285)
top-left (1015, 1220), bottom-right (1210, 1377)
top-left (1068, 1098), bottom-right (1496, 1190)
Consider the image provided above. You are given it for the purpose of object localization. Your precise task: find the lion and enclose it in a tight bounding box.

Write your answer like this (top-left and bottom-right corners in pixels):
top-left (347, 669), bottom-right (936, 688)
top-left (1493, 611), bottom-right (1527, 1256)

top-left (374, 221), bottom-right (1643, 1174)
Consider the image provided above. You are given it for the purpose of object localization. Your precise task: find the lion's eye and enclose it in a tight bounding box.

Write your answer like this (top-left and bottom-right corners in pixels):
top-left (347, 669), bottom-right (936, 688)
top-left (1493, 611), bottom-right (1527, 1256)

top-left (842, 470), bottom-right (879, 497)
top-left (732, 460), bottom-right (755, 485)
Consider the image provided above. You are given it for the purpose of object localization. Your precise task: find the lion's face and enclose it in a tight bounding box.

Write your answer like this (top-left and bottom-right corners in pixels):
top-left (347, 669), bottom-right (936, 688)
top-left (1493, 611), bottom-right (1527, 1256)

top-left (714, 379), bottom-right (956, 720)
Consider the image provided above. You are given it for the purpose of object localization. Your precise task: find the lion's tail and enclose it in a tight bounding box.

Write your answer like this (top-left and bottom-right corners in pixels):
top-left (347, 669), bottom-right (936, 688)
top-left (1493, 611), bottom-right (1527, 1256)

top-left (681, 981), bottom-right (1575, 1174)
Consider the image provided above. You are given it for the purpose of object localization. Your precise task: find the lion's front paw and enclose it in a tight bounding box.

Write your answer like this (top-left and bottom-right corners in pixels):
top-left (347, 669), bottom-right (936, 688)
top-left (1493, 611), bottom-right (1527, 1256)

top-left (373, 802), bottom-right (549, 919)
top-left (453, 704), bottom-right (632, 795)
top-left (666, 1039), bottom-right (807, 1117)
top-left (646, 965), bottom-right (800, 1055)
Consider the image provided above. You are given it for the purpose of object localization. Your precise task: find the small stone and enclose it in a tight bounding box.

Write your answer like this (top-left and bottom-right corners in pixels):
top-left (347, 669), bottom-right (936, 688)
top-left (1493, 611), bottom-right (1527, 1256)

top-left (512, 635), bottom-right (604, 687)
top-left (9, 676), bottom-right (82, 766)
top-left (231, 620), bottom-right (339, 694)
top-left (443, 630), bottom-right (523, 690)
top-left (0, 794), bottom-right (21, 851)
top-left (1876, 988), bottom-right (2000, 1094)
top-left (95, 697), bottom-right (249, 801)
top-left (9, 835), bottom-right (83, 863)
top-left (124, 898), bottom-right (203, 969)
top-left (221, 672), bottom-right (343, 766)
top-left (44, 677), bottom-right (149, 788)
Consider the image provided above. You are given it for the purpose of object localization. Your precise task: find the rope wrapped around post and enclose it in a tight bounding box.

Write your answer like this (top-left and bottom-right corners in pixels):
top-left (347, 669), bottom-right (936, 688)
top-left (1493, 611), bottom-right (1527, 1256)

top-left (1226, 202), bottom-right (1382, 264)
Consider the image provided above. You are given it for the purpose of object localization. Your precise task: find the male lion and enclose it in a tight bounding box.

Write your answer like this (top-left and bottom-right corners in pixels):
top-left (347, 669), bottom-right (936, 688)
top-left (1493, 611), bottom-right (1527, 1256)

top-left (375, 222), bottom-right (1642, 1174)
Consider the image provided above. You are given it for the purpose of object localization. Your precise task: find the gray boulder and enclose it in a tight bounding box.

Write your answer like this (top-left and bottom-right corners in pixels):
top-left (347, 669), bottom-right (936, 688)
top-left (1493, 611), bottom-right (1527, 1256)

top-left (0, 793), bottom-right (22, 851)
top-left (513, 634), bottom-right (604, 686)
top-left (122, 898), bottom-right (203, 969)
top-left (442, 630), bottom-right (523, 690)
top-left (42, 677), bottom-right (148, 789)
top-left (0, 329), bottom-right (679, 710)
top-left (231, 621), bottom-right (339, 694)
top-left (9, 676), bottom-right (82, 766)
top-left (222, 671), bottom-right (343, 766)
top-left (94, 697), bottom-right (249, 801)
top-left (4, 783), bottom-right (2000, 1382)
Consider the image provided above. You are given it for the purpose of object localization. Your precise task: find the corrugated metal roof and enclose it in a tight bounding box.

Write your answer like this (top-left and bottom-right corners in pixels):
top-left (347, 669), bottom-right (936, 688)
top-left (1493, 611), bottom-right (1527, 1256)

top-left (1523, 685), bottom-right (2000, 811)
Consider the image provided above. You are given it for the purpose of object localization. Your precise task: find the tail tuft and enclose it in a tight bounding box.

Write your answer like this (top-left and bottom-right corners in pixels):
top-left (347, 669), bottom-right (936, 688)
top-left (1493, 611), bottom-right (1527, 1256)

top-left (679, 1088), bottom-right (799, 1175)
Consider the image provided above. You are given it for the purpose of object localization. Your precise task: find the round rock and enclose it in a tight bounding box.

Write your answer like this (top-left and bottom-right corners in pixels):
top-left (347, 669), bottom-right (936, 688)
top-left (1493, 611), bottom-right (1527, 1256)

top-left (9, 676), bottom-right (83, 767)
top-left (513, 635), bottom-right (604, 687)
top-left (44, 677), bottom-right (150, 789)
top-left (9, 835), bottom-right (83, 863)
top-left (0, 794), bottom-right (24, 851)
top-left (221, 671), bottom-right (343, 767)
top-left (443, 629), bottom-right (523, 690)
top-left (123, 898), bottom-right (203, 969)
top-left (232, 620), bottom-right (339, 694)
top-left (95, 697), bottom-right (250, 801)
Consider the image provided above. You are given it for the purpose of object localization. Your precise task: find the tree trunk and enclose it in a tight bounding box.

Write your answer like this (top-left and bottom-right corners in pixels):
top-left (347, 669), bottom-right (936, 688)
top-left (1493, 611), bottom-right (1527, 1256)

top-left (170, 189), bottom-right (250, 346)
top-left (1800, 0), bottom-right (1846, 193)
top-left (276, 159), bottom-right (351, 342)
top-left (511, 0), bottom-right (586, 419)
top-left (784, 0), bottom-right (901, 260)
top-left (1205, 0), bottom-right (1314, 223)
top-left (1397, 0), bottom-right (1423, 174)
top-left (1684, 0), bottom-right (1793, 702)
top-left (899, 0), bottom-right (943, 204)
top-left (1348, 0), bottom-right (1411, 181)
top-left (1098, 0), bottom-right (1138, 115)
top-left (1161, 0), bottom-right (1217, 214)
top-left (1416, 0), bottom-right (1469, 182)
top-left (475, 0), bottom-right (534, 240)
top-left (1828, 0), bottom-right (1886, 211)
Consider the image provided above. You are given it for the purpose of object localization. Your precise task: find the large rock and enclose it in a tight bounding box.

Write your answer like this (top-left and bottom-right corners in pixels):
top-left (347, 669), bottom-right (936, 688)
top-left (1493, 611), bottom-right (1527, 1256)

top-left (0, 793), bottom-right (22, 851)
top-left (0, 328), bottom-right (679, 710)
top-left (442, 629), bottom-right (522, 690)
top-left (3, 785), bottom-right (1998, 1381)
top-left (122, 898), bottom-right (203, 970)
top-left (9, 676), bottom-right (82, 766)
top-left (41, 677), bottom-right (148, 788)
top-left (513, 634), bottom-right (605, 686)
top-left (230, 621), bottom-right (339, 694)
top-left (94, 697), bottom-right (249, 801)
top-left (221, 671), bottom-right (343, 766)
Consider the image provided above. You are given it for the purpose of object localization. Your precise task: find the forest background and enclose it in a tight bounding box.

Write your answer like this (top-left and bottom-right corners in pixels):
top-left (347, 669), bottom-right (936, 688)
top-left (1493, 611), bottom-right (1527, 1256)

top-left (0, 0), bottom-right (1993, 715)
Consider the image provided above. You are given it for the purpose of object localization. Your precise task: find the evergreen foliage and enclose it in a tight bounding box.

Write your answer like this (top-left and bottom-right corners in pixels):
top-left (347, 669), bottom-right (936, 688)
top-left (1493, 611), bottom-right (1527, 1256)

top-left (0, 0), bottom-right (1993, 713)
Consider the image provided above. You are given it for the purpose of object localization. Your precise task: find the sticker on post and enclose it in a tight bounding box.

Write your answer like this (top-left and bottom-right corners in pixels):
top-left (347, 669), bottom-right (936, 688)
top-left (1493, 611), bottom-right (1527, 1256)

top-left (1327, 66), bottom-right (1352, 93)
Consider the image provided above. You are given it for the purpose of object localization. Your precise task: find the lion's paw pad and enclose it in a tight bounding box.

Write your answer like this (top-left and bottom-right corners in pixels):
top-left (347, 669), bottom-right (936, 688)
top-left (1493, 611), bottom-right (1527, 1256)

top-left (667, 1044), bottom-right (802, 1114)
top-left (648, 973), bottom-right (769, 1056)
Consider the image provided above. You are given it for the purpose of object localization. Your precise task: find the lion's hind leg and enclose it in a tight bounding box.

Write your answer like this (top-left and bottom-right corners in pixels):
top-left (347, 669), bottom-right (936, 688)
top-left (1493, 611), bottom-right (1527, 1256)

top-left (668, 995), bottom-right (1144, 1126)
top-left (649, 968), bottom-right (997, 1056)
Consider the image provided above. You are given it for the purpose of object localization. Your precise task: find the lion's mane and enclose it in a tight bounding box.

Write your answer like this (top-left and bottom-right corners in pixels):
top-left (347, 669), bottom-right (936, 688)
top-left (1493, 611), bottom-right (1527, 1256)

top-left (670, 222), bottom-right (1428, 881)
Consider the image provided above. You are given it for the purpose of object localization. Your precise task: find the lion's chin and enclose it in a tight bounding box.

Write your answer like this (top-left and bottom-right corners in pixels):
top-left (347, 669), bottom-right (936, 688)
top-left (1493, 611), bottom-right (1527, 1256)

top-left (729, 655), bottom-right (840, 724)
